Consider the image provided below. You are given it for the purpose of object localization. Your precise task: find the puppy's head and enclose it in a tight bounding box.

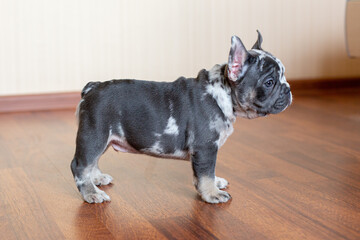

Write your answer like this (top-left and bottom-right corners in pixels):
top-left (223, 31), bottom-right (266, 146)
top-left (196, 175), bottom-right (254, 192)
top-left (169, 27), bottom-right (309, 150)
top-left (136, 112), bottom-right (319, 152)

top-left (227, 31), bottom-right (292, 119)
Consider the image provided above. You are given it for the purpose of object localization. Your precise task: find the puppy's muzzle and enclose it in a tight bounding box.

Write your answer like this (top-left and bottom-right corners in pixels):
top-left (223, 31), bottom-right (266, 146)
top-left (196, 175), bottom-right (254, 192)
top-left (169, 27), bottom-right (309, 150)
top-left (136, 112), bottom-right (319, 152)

top-left (271, 84), bottom-right (292, 114)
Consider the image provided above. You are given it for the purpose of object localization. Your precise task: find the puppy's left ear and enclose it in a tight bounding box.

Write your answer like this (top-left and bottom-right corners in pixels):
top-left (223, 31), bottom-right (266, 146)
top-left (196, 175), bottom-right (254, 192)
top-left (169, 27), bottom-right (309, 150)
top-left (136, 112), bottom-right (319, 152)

top-left (227, 36), bottom-right (248, 82)
top-left (251, 30), bottom-right (263, 50)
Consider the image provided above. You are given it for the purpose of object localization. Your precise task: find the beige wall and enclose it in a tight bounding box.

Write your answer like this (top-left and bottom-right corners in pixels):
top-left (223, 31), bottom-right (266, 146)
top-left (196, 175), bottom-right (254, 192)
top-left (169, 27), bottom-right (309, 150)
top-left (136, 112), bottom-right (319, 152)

top-left (1, 0), bottom-right (360, 96)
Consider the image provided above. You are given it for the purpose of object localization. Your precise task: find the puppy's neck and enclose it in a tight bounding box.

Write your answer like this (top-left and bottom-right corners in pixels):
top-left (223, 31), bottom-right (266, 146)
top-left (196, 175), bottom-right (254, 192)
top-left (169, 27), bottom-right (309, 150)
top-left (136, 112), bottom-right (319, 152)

top-left (207, 64), bottom-right (236, 122)
top-left (208, 64), bottom-right (257, 120)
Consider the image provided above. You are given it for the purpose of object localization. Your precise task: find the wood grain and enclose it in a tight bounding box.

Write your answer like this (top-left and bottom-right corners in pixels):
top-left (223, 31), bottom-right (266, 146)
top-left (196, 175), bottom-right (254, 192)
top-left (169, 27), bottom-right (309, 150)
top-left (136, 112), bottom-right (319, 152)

top-left (0, 168), bottom-right (64, 240)
top-left (0, 89), bottom-right (359, 239)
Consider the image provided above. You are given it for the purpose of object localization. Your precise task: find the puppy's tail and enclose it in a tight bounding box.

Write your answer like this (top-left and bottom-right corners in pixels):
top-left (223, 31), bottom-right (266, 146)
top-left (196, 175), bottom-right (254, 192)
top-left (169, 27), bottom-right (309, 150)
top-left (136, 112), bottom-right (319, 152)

top-left (76, 81), bottom-right (101, 124)
top-left (81, 81), bottom-right (101, 98)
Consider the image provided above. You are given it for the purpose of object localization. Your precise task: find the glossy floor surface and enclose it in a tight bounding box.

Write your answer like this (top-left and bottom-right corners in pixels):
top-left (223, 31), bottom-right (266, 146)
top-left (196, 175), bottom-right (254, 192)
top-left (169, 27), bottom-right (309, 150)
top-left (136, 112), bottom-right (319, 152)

top-left (0, 90), bottom-right (359, 239)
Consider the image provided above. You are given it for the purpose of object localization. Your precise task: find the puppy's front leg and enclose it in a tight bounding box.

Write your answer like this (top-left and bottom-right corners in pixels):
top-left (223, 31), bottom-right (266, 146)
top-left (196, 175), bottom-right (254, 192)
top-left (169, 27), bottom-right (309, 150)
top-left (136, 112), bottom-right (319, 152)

top-left (191, 148), bottom-right (231, 203)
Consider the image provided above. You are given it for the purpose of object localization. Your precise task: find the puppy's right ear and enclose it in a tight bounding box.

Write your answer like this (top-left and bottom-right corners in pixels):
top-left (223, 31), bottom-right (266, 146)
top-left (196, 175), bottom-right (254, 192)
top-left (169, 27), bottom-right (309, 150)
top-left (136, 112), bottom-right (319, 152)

top-left (251, 30), bottom-right (263, 50)
top-left (227, 36), bottom-right (248, 82)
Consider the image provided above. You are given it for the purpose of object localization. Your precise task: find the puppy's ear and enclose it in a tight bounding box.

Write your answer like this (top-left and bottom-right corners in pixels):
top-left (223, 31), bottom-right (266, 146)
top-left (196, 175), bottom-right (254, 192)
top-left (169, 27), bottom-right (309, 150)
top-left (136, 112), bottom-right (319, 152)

top-left (227, 35), bottom-right (248, 82)
top-left (251, 30), bottom-right (263, 50)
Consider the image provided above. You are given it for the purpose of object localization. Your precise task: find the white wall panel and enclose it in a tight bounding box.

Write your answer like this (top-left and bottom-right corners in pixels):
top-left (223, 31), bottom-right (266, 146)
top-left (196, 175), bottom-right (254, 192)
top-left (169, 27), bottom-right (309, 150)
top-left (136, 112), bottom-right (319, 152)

top-left (0, 0), bottom-right (359, 95)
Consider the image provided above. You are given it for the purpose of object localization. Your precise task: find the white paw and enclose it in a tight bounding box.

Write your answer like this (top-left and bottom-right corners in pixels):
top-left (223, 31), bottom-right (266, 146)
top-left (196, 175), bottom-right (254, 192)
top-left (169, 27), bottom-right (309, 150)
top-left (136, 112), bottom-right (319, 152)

top-left (83, 189), bottom-right (111, 203)
top-left (201, 189), bottom-right (232, 204)
top-left (215, 176), bottom-right (229, 189)
top-left (93, 173), bottom-right (113, 186)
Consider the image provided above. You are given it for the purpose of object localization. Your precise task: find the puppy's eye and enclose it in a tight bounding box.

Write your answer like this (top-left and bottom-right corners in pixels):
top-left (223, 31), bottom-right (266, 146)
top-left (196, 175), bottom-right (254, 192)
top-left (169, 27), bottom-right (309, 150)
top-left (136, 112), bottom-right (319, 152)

top-left (264, 79), bottom-right (274, 87)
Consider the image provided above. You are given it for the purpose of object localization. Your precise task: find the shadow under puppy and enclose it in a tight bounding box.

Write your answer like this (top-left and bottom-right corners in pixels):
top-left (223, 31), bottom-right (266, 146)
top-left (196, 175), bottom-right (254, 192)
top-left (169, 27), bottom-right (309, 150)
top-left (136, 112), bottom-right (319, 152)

top-left (71, 31), bottom-right (292, 204)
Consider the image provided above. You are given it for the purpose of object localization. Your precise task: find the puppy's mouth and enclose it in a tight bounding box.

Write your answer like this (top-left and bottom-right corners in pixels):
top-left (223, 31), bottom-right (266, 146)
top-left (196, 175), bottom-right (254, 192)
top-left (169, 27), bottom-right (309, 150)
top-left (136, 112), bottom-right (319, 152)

top-left (270, 92), bottom-right (292, 114)
top-left (257, 112), bottom-right (268, 117)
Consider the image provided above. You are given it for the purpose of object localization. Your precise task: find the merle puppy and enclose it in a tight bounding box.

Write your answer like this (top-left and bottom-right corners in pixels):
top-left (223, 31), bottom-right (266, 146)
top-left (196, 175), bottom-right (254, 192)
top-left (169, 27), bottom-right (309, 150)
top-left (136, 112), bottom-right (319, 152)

top-left (71, 31), bottom-right (292, 204)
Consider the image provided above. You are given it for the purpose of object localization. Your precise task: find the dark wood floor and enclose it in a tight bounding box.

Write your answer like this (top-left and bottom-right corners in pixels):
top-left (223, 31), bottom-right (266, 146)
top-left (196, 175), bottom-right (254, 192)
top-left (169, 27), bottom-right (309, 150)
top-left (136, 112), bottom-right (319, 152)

top-left (0, 90), bottom-right (359, 240)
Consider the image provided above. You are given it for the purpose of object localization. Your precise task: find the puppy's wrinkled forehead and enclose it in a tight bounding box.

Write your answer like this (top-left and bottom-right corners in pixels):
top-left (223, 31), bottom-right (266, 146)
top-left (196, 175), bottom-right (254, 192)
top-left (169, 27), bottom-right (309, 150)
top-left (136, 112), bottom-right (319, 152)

top-left (249, 49), bottom-right (288, 86)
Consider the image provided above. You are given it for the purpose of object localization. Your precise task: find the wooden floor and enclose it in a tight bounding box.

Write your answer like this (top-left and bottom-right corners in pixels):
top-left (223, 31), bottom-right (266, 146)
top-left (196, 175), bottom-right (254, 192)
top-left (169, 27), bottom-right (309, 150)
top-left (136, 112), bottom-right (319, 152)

top-left (0, 90), bottom-right (360, 240)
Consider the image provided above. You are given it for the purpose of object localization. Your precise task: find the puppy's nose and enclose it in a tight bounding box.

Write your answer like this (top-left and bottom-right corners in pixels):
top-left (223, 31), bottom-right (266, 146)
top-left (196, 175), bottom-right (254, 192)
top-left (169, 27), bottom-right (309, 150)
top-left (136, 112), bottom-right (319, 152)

top-left (281, 84), bottom-right (290, 94)
top-left (284, 87), bottom-right (290, 94)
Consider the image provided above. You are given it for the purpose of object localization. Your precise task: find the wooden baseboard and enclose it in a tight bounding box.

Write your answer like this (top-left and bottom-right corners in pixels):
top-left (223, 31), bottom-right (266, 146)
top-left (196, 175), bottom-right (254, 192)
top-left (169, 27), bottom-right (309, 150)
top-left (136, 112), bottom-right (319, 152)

top-left (0, 78), bottom-right (359, 113)
top-left (0, 92), bottom-right (81, 113)
top-left (289, 78), bottom-right (360, 95)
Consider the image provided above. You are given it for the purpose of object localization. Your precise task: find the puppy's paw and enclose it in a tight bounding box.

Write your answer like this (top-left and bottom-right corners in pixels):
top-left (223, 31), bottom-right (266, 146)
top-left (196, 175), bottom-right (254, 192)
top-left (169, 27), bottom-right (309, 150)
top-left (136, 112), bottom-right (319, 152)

top-left (201, 189), bottom-right (231, 204)
top-left (93, 173), bottom-right (113, 186)
top-left (215, 176), bottom-right (229, 189)
top-left (83, 189), bottom-right (111, 203)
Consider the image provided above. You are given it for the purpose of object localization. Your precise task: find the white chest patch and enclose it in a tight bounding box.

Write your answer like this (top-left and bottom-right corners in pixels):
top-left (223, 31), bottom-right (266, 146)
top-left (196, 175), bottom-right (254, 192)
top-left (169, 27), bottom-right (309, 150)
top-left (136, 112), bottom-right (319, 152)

top-left (217, 123), bottom-right (233, 148)
top-left (207, 64), bottom-right (236, 122)
top-left (209, 115), bottom-right (234, 148)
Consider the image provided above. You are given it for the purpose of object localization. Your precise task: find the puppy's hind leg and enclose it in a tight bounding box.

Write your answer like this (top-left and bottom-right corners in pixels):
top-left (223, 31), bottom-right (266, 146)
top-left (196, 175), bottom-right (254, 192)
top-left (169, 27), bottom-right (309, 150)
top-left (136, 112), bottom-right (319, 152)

top-left (71, 127), bottom-right (112, 203)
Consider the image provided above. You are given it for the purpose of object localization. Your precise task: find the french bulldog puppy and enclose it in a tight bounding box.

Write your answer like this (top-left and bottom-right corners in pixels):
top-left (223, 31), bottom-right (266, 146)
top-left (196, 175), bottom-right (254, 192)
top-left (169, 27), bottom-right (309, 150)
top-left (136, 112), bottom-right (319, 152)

top-left (71, 31), bottom-right (292, 204)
